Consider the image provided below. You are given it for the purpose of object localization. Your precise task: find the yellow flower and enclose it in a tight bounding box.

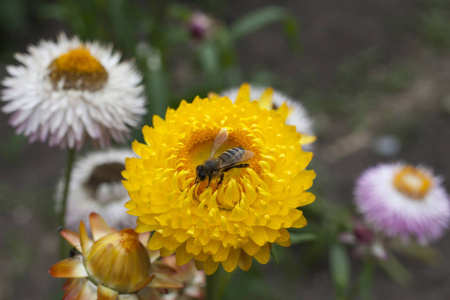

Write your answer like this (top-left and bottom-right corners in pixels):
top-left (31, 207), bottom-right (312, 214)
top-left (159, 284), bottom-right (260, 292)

top-left (49, 213), bottom-right (182, 299)
top-left (123, 84), bottom-right (316, 275)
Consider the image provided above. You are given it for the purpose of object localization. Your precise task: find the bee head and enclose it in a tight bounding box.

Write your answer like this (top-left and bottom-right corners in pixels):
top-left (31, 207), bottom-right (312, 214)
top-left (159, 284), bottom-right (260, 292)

top-left (196, 165), bottom-right (207, 182)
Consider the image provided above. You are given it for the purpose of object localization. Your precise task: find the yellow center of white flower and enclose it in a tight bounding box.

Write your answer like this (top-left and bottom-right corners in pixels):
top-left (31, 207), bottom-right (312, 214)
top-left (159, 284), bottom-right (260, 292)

top-left (48, 47), bottom-right (108, 91)
top-left (393, 166), bottom-right (432, 199)
top-left (85, 229), bottom-right (150, 293)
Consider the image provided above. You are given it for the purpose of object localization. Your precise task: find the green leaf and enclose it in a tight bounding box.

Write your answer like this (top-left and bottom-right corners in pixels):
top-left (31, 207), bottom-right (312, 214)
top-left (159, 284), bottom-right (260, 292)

top-left (230, 6), bottom-right (296, 41)
top-left (2, 134), bottom-right (27, 162)
top-left (329, 242), bottom-right (351, 297)
top-left (358, 260), bottom-right (375, 300)
top-left (390, 239), bottom-right (440, 264)
top-left (197, 41), bottom-right (221, 88)
top-left (143, 51), bottom-right (169, 121)
top-left (218, 268), bottom-right (235, 299)
top-left (167, 3), bottom-right (191, 20)
top-left (379, 253), bottom-right (414, 287)
top-left (282, 15), bottom-right (302, 53)
top-left (290, 232), bottom-right (316, 245)
top-left (107, 0), bottom-right (137, 54)
top-left (198, 42), bottom-right (219, 73)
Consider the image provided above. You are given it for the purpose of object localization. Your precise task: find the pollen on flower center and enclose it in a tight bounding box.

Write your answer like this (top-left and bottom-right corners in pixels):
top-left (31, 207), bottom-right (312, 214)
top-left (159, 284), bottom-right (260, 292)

top-left (176, 127), bottom-right (261, 206)
top-left (48, 47), bottom-right (108, 91)
top-left (393, 166), bottom-right (432, 199)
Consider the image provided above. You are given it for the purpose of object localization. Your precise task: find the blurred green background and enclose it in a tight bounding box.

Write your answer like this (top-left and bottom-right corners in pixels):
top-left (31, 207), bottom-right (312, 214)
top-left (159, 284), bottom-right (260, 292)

top-left (1, 0), bottom-right (450, 299)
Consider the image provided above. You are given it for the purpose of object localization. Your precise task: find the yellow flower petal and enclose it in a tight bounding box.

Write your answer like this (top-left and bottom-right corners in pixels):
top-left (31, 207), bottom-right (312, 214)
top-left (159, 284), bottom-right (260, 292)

top-left (258, 87), bottom-right (274, 110)
top-left (238, 251), bottom-right (253, 271)
top-left (48, 257), bottom-right (88, 278)
top-left (175, 243), bottom-right (194, 265)
top-left (235, 83), bottom-right (250, 104)
top-left (79, 221), bottom-right (91, 255)
top-left (59, 229), bottom-right (82, 252)
top-left (123, 88), bottom-right (315, 274)
top-left (253, 243), bottom-right (271, 264)
top-left (242, 239), bottom-right (261, 256)
top-left (149, 274), bottom-right (184, 289)
top-left (77, 280), bottom-right (97, 299)
top-left (129, 275), bottom-right (155, 293)
top-left (90, 213), bottom-right (112, 241)
top-left (211, 245), bottom-right (231, 262)
top-left (97, 284), bottom-right (119, 300)
top-left (292, 215), bottom-right (307, 228)
top-left (63, 279), bottom-right (86, 299)
top-left (203, 257), bottom-right (220, 275)
top-left (118, 294), bottom-right (139, 300)
top-left (221, 248), bottom-right (241, 273)
top-left (148, 231), bottom-right (164, 250)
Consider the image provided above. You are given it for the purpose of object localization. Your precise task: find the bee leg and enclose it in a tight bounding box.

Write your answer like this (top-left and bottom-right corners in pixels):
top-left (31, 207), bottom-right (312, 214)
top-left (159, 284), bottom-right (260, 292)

top-left (206, 176), bottom-right (211, 188)
top-left (217, 173), bottom-right (225, 188)
top-left (222, 164), bottom-right (250, 173)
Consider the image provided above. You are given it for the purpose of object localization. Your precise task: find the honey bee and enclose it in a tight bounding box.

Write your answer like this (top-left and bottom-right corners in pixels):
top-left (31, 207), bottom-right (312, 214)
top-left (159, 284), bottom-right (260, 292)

top-left (195, 128), bottom-right (254, 188)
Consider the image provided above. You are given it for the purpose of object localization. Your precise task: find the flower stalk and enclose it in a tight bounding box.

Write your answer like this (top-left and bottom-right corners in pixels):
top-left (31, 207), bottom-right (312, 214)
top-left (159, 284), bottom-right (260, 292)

top-left (59, 147), bottom-right (76, 258)
top-left (206, 269), bottom-right (221, 300)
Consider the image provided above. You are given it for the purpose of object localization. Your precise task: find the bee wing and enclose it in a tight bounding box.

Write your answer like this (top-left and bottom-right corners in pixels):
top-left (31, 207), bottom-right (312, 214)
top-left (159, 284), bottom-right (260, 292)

top-left (208, 128), bottom-right (228, 159)
top-left (219, 150), bottom-right (254, 169)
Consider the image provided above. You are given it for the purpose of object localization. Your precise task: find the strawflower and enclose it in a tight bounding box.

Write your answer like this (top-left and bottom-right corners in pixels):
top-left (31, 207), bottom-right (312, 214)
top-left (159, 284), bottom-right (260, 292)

top-left (220, 84), bottom-right (316, 146)
top-left (188, 12), bottom-right (216, 40)
top-left (339, 218), bottom-right (387, 260)
top-left (123, 84), bottom-right (316, 275)
top-left (355, 162), bottom-right (450, 244)
top-left (2, 33), bottom-right (146, 149)
top-left (49, 213), bottom-right (183, 299)
top-left (161, 256), bottom-right (205, 300)
top-left (56, 149), bottom-right (137, 231)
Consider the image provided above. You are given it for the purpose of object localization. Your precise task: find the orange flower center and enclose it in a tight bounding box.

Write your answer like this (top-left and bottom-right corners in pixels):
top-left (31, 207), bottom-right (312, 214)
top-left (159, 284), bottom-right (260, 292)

top-left (48, 47), bottom-right (108, 91)
top-left (393, 166), bottom-right (432, 199)
top-left (176, 127), bottom-right (261, 206)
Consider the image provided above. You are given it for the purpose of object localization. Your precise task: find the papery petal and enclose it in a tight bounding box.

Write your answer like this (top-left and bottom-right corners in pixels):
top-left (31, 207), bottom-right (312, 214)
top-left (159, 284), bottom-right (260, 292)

top-left (49, 257), bottom-right (88, 278)
top-left (98, 284), bottom-right (119, 300)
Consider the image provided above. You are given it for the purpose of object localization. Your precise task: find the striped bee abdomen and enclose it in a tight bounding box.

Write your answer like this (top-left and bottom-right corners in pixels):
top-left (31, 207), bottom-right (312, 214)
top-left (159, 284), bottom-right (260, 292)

top-left (217, 147), bottom-right (245, 163)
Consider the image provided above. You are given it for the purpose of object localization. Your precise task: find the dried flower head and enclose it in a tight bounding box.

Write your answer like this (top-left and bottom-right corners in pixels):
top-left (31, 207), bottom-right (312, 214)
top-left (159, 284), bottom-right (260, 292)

top-left (2, 34), bottom-right (146, 149)
top-left (49, 213), bottom-right (182, 299)
top-left (56, 149), bottom-right (137, 231)
top-left (355, 163), bottom-right (450, 244)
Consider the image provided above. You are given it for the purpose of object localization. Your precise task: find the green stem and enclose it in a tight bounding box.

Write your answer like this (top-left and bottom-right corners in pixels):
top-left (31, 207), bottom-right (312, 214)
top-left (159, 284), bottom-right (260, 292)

top-left (358, 259), bottom-right (375, 300)
top-left (59, 148), bottom-right (76, 258)
top-left (206, 269), bottom-right (222, 300)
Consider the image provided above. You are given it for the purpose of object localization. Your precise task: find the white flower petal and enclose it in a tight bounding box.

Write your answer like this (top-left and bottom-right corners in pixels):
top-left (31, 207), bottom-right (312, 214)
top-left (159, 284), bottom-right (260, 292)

top-left (2, 33), bottom-right (146, 149)
top-left (355, 163), bottom-right (450, 243)
top-left (55, 149), bottom-right (137, 231)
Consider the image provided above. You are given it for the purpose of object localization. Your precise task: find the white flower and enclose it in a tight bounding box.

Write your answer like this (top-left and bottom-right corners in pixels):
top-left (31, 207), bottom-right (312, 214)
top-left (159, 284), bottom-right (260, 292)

top-left (354, 163), bottom-right (450, 244)
top-left (2, 33), bottom-right (146, 149)
top-left (56, 149), bottom-right (136, 230)
top-left (220, 84), bottom-right (315, 146)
